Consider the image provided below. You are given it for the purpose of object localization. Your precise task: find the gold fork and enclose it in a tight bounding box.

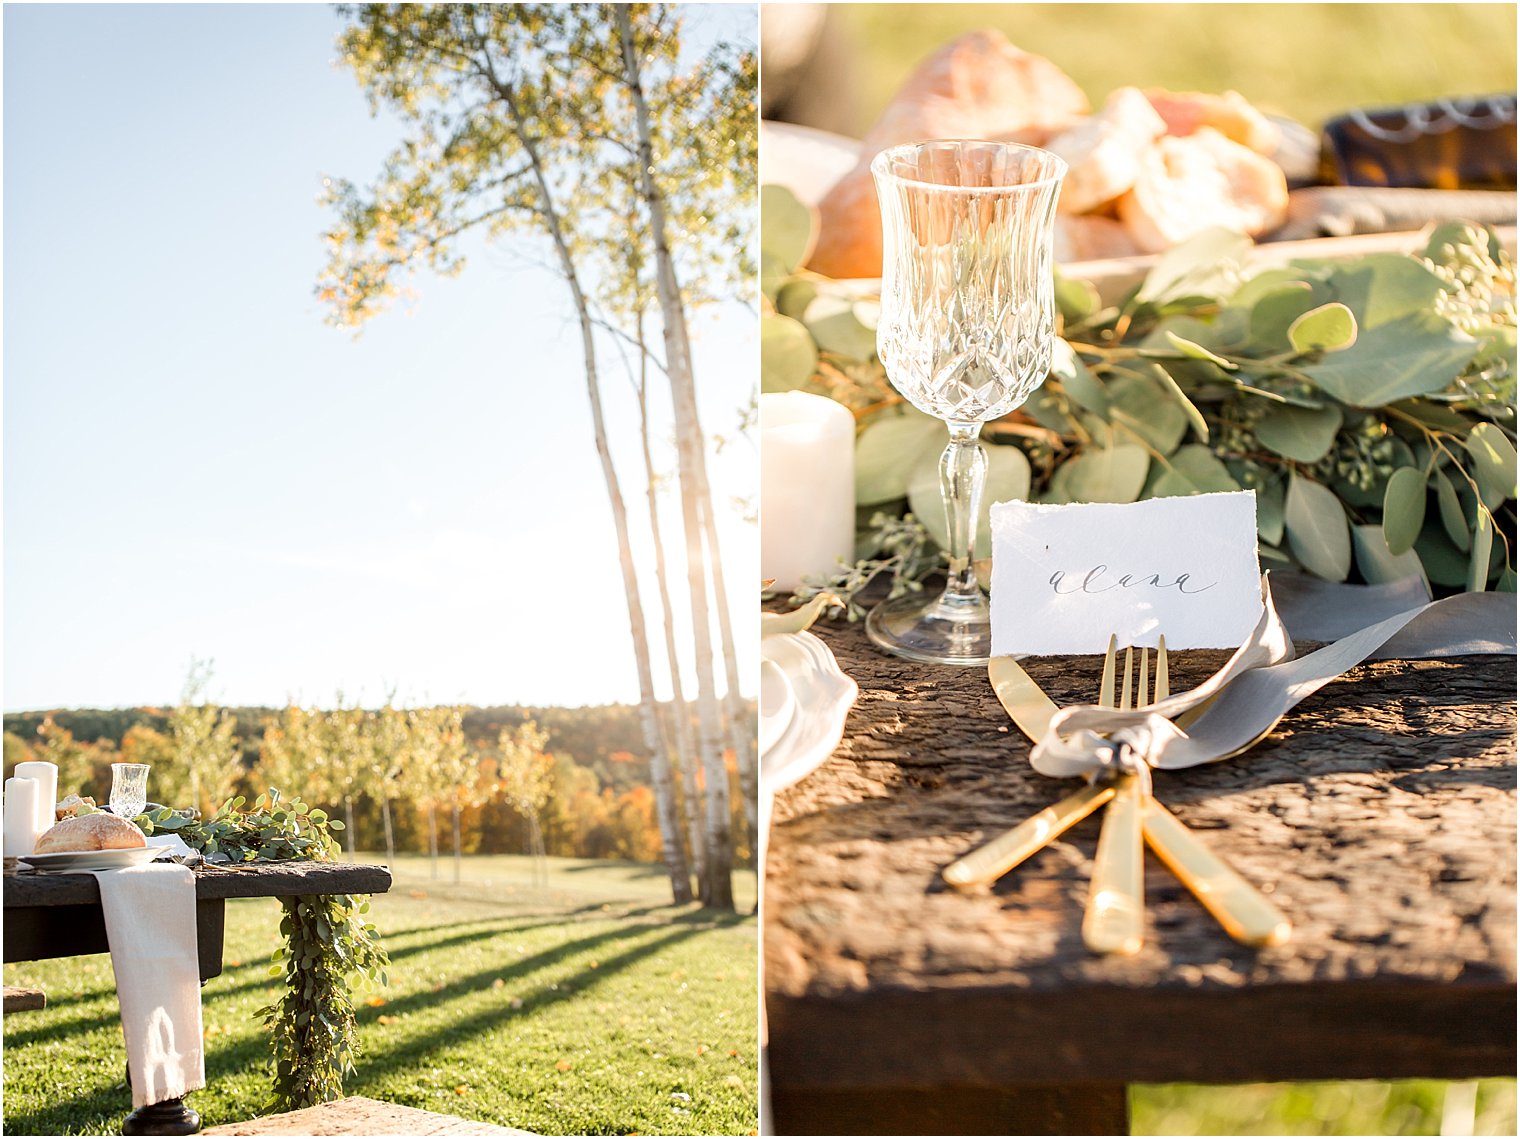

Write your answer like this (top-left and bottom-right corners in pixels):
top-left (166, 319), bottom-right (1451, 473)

top-left (1091, 634), bottom-right (1291, 950)
top-left (1082, 635), bottom-right (1151, 955)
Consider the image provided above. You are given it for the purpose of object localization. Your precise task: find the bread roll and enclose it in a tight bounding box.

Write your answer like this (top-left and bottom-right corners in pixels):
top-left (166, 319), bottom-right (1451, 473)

top-left (1118, 128), bottom-right (1289, 254)
top-left (1144, 88), bottom-right (1281, 155)
top-left (1046, 87), bottom-right (1168, 214)
top-left (860, 30), bottom-right (1089, 155)
top-left (34, 812), bottom-right (147, 854)
top-left (808, 31), bottom-right (1088, 280)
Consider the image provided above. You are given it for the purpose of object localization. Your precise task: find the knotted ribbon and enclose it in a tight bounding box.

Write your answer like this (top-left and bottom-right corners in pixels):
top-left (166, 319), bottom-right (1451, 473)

top-left (1030, 574), bottom-right (1516, 779)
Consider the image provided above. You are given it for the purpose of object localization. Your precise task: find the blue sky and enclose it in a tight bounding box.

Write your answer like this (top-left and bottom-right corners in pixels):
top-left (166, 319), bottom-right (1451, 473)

top-left (3, 4), bottom-right (758, 711)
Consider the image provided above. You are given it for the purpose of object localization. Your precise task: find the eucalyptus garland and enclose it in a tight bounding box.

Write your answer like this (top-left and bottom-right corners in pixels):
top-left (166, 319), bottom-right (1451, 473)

top-left (138, 790), bottom-right (389, 1112)
top-left (762, 184), bottom-right (1517, 614)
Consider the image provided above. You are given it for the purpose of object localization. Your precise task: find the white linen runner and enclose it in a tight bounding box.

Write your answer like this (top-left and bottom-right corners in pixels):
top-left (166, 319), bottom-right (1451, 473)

top-left (92, 863), bottom-right (206, 1108)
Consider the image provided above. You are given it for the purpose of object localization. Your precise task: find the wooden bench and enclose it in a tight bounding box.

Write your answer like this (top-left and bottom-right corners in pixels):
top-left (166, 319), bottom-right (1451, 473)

top-left (2, 985), bottom-right (45, 1013)
top-left (765, 619), bottom-right (1516, 1134)
top-left (202, 1096), bottom-right (536, 1135)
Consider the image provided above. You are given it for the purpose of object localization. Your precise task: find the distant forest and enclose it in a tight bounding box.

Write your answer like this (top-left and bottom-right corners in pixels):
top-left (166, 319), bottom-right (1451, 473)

top-left (3, 702), bottom-right (753, 868)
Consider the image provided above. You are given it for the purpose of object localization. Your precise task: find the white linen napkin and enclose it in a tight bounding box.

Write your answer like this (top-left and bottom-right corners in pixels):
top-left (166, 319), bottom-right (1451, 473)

top-left (91, 863), bottom-right (206, 1108)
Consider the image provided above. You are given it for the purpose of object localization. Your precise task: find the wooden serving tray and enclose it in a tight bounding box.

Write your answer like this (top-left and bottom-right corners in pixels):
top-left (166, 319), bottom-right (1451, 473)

top-left (1067, 226), bottom-right (1519, 306)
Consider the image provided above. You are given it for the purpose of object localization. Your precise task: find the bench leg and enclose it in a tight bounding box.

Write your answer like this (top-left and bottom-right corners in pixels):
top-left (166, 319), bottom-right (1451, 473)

top-left (769, 1082), bottom-right (1130, 1135)
top-left (122, 1098), bottom-right (200, 1135)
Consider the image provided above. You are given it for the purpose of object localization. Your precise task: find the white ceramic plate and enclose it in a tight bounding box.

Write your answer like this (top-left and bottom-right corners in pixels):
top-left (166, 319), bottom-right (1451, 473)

top-left (759, 657), bottom-right (798, 756)
top-left (760, 630), bottom-right (858, 794)
top-left (19, 846), bottom-right (162, 873)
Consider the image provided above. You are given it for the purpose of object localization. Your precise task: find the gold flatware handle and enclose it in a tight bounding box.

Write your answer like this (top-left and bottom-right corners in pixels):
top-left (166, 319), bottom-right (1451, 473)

top-left (943, 782), bottom-right (1115, 891)
top-left (1083, 774), bottom-right (1145, 955)
top-left (1142, 799), bottom-right (1292, 948)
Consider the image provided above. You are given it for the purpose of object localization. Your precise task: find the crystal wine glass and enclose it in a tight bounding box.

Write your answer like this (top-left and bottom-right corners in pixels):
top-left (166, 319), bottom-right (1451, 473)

top-left (868, 141), bottom-right (1066, 665)
top-left (109, 763), bottom-right (150, 820)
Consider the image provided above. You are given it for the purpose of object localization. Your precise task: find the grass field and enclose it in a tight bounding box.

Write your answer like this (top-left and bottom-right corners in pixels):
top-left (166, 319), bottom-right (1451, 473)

top-left (817, 3), bottom-right (1517, 135)
top-left (1, 854), bottom-right (758, 1137)
top-left (1133, 1078), bottom-right (1516, 1136)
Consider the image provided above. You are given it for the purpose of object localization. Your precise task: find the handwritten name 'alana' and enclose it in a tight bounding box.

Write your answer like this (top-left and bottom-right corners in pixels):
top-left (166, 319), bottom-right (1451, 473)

top-left (1050, 565), bottom-right (1217, 596)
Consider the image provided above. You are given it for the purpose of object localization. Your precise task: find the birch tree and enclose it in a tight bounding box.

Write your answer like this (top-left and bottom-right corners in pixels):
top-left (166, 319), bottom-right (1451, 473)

top-left (319, 4), bottom-right (723, 900)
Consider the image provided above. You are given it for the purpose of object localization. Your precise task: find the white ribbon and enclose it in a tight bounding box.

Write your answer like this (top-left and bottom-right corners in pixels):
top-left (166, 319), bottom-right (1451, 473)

top-left (1030, 575), bottom-right (1517, 779)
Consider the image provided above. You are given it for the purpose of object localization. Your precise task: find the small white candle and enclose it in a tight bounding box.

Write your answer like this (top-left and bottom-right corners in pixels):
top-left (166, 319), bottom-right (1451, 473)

top-left (761, 392), bottom-right (856, 592)
top-left (14, 761), bottom-right (58, 832)
top-left (5, 777), bottom-right (41, 856)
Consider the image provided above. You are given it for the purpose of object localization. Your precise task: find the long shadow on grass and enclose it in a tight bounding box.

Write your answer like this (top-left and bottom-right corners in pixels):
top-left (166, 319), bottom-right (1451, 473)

top-left (4, 907), bottom-right (746, 1060)
top-left (2, 913), bottom-right (599, 1047)
top-left (5, 920), bottom-right (714, 1136)
top-left (190, 920), bottom-right (708, 1130)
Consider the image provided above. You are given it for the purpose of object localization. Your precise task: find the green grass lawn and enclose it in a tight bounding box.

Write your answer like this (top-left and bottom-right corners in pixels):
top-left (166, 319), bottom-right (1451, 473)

top-left (1133, 1079), bottom-right (1517, 1136)
top-left (2, 853), bottom-right (758, 1136)
top-left (827, 3), bottom-right (1517, 134)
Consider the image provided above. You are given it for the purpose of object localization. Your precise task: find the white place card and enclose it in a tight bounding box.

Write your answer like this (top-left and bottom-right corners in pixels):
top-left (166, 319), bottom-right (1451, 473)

top-left (989, 491), bottom-right (1264, 656)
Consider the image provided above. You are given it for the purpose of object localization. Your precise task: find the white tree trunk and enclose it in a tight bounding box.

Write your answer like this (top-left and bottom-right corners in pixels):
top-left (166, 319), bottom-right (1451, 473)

top-left (492, 61), bottom-right (692, 904)
top-left (618, 7), bottom-right (734, 910)
top-left (700, 491), bottom-right (758, 864)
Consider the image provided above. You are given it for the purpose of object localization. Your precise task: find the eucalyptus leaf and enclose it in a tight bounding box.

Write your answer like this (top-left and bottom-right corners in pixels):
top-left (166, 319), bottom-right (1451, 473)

top-left (1161, 330), bottom-right (1237, 370)
top-left (1464, 422), bottom-right (1518, 503)
top-left (1285, 473), bottom-right (1351, 582)
top-left (1150, 445), bottom-right (1240, 498)
top-left (908, 442), bottom-right (1032, 556)
top-left (760, 184), bottom-right (815, 275)
top-left (1108, 370), bottom-right (1187, 455)
top-left (1050, 339), bottom-right (1109, 415)
top-left (1353, 523), bottom-right (1429, 589)
top-left (1061, 443), bottom-right (1149, 504)
top-left (1328, 253), bottom-right (1448, 328)
top-left (1135, 227), bottom-right (1252, 304)
top-left (1300, 314), bottom-right (1478, 407)
top-left (760, 314), bottom-right (818, 394)
top-left (1055, 271), bottom-right (1100, 323)
top-left (1468, 505), bottom-right (1495, 591)
top-left (1145, 363), bottom-right (1210, 442)
top-left (1498, 567), bottom-right (1517, 593)
top-left (1247, 283), bottom-right (1318, 348)
top-left (1288, 302), bottom-right (1357, 353)
top-left (804, 293), bottom-right (877, 360)
top-left (1231, 267), bottom-right (1326, 308)
top-left (774, 278), bottom-right (818, 322)
top-left (1433, 468), bottom-right (1470, 551)
top-left (1415, 517), bottom-right (1470, 587)
top-left (1256, 478), bottom-right (1286, 546)
top-left (1255, 403), bottom-right (1344, 463)
top-left (1380, 465), bottom-right (1426, 555)
top-left (854, 410), bottom-right (944, 505)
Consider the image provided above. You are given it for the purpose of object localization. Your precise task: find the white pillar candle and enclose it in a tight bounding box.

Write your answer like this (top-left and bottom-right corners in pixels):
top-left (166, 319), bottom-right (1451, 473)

top-left (761, 392), bottom-right (856, 592)
top-left (4, 777), bottom-right (41, 856)
top-left (14, 760), bottom-right (58, 832)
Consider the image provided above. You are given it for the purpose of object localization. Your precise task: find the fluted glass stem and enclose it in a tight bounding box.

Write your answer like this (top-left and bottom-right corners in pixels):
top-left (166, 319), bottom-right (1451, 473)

top-left (940, 421), bottom-right (986, 610)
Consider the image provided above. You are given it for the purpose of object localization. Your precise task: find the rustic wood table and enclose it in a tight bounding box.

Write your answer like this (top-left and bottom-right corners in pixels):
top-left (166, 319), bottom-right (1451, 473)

top-left (3, 860), bottom-right (393, 1135)
top-left (764, 619), bottom-right (1516, 1136)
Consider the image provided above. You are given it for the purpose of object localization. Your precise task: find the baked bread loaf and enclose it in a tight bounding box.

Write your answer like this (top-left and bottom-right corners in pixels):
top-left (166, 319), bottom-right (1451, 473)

top-left (34, 812), bottom-right (146, 854)
top-left (859, 29), bottom-right (1089, 155)
top-left (809, 31), bottom-right (1089, 279)
top-left (1118, 128), bottom-right (1289, 253)
top-left (1144, 88), bottom-right (1281, 155)
top-left (1046, 87), bottom-right (1168, 214)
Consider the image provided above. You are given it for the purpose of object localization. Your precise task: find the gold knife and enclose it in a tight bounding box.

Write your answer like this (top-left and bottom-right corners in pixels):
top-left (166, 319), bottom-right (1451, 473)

top-left (942, 781), bottom-right (1114, 890)
top-left (1142, 798), bottom-right (1291, 947)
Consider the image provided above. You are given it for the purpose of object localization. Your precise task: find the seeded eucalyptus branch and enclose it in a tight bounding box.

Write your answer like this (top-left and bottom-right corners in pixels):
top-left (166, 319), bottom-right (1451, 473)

top-left (762, 181), bottom-right (1516, 604)
top-left (142, 790), bottom-right (389, 1112)
top-left (792, 512), bottom-right (941, 620)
